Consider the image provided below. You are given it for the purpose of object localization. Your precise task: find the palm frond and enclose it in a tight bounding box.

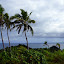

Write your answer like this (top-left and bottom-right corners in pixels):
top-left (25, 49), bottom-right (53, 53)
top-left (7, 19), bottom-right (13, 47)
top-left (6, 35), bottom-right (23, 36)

top-left (10, 25), bottom-right (15, 31)
top-left (28, 25), bottom-right (34, 36)
top-left (23, 24), bottom-right (27, 32)
top-left (16, 24), bottom-right (23, 27)
top-left (15, 14), bottom-right (21, 18)
top-left (14, 19), bottom-right (24, 23)
top-left (20, 9), bottom-right (27, 20)
top-left (29, 12), bottom-right (32, 16)
top-left (26, 12), bottom-right (32, 20)
top-left (10, 22), bottom-right (15, 26)
top-left (4, 13), bottom-right (9, 19)
top-left (10, 16), bottom-right (16, 20)
top-left (28, 20), bottom-right (35, 23)
top-left (13, 20), bottom-right (20, 23)
top-left (18, 26), bottom-right (21, 34)
top-left (10, 15), bottom-right (20, 20)
top-left (15, 24), bottom-right (23, 34)
top-left (0, 4), bottom-right (4, 15)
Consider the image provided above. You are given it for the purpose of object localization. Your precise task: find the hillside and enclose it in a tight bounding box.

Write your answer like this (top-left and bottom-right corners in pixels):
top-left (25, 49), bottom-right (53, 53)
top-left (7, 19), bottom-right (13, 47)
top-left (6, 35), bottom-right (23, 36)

top-left (0, 44), bottom-right (64, 64)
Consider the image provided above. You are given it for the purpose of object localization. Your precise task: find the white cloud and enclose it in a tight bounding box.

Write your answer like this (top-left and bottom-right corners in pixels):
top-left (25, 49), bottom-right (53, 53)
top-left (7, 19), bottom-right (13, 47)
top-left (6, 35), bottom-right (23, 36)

top-left (0, 0), bottom-right (64, 43)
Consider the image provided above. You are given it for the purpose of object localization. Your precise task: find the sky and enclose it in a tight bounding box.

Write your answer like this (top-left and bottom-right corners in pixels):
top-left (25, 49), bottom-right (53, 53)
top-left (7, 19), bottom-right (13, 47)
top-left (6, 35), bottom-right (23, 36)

top-left (0, 0), bottom-right (64, 43)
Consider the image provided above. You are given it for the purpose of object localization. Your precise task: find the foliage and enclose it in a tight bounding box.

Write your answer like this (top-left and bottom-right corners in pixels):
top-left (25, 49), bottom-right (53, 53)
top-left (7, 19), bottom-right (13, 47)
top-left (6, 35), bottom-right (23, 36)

top-left (0, 44), bottom-right (64, 64)
top-left (49, 46), bottom-right (60, 52)
top-left (0, 4), bottom-right (4, 15)
top-left (0, 45), bottom-right (47, 64)
top-left (0, 4), bottom-right (5, 51)
top-left (10, 9), bottom-right (35, 49)
top-left (10, 9), bottom-right (35, 35)
top-left (43, 41), bottom-right (49, 48)
top-left (35, 48), bottom-right (64, 64)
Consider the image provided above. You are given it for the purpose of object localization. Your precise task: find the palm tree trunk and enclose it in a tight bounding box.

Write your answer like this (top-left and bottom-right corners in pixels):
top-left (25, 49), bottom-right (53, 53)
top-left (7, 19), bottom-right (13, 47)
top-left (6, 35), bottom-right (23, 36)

top-left (25, 31), bottom-right (29, 50)
top-left (7, 28), bottom-right (11, 51)
top-left (1, 26), bottom-right (5, 51)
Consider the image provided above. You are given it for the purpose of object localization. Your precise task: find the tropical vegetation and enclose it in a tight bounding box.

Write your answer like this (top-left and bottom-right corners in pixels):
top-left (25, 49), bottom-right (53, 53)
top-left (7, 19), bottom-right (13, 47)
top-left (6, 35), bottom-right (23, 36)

top-left (0, 44), bottom-right (64, 64)
top-left (0, 4), bottom-right (5, 50)
top-left (4, 13), bottom-right (11, 51)
top-left (10, 9), bottom-right (35, 50)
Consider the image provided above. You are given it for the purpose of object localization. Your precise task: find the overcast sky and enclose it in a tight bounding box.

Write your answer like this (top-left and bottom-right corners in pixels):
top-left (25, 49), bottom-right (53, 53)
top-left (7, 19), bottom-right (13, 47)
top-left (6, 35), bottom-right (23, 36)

top-left (0, 0), bottom-right (64, 43)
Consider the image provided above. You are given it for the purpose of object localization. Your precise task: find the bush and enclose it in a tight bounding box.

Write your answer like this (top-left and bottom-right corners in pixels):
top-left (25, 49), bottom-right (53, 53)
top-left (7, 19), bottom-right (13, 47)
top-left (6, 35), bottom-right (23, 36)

top-left (0, 45), bottom-right (47, 64)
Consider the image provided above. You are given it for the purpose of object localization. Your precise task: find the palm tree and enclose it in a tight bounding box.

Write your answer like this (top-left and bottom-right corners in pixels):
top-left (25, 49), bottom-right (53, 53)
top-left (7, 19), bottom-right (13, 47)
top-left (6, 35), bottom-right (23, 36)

top-left (56, 43), bottom-right (60, 49)
top-left (43, 41), bottom-right (49, 48)
top-left (0, 4), bottom-right (5, 50)
top-left (10, 9), bottom-right (35, 50)
top-left (4, 13), bottom-right (11, 51)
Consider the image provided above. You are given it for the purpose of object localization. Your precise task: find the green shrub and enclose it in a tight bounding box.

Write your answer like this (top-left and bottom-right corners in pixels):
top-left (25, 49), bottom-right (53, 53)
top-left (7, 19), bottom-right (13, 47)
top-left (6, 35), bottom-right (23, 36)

top-left (0, 45), bottom-right (47, 64)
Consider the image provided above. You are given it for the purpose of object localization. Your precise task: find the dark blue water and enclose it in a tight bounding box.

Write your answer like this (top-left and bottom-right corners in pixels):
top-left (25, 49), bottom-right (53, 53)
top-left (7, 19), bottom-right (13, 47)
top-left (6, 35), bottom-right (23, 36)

top-left (0, 38), bottom-right (64, 49)
top-left (0, 43), bottom-right (64, 50)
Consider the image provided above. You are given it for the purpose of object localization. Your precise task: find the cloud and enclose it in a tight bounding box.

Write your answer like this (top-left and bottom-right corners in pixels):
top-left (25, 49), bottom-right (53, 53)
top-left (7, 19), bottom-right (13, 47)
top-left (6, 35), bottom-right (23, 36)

top-left (0, 0), bottom-right (64, 43)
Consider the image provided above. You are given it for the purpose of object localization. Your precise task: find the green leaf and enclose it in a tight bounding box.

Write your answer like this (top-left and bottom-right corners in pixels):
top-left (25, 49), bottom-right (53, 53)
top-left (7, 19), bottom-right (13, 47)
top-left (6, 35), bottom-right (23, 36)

top-left (28, 25), bottom-right (34, 36)
top-left (15, 14), bottom-right (21, 18)
top-left (4, 13), bottom-right (9, 19)
top-left (18, 26), bottom-right (21, 34)
top-left (20, 9), bottom-right (27, 20)
top-left (0, 4), bottom-right (4, 15)
top-left (28, 20), bottom-right (35, 23)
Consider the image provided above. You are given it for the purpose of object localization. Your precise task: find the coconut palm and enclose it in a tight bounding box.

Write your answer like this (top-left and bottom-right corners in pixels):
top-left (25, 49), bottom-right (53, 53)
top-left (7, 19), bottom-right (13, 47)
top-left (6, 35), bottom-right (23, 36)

top-left (0, 4), bottom-right (5, 50)
top-left (4, 13), bottom-right (11, 51)
top-left (43, 41), bottom-right (49, 48)
top-left (10, 9), bottom-right (35, 50)
top-left (56, 43), bottom-right (60, 49)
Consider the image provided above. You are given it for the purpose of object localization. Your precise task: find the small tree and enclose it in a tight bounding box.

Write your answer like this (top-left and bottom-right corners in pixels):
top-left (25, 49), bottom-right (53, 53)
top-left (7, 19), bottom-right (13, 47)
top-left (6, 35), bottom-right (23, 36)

top-left (43, 41), bottom-right (49, 48)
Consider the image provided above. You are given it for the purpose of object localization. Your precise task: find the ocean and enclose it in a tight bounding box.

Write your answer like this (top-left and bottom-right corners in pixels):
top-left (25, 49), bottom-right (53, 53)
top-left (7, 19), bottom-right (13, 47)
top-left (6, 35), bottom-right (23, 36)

top-left (0, 43), bottom-right (64, 50)
top-left (0, 38), bottom-right (64, 50)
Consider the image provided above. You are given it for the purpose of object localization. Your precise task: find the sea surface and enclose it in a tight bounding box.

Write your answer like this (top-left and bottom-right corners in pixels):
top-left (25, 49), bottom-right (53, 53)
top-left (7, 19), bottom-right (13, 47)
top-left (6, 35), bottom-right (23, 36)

top-left (0, 38), bottom-right (64, 50)
top-left (0, 43), bottom-right (64, 50)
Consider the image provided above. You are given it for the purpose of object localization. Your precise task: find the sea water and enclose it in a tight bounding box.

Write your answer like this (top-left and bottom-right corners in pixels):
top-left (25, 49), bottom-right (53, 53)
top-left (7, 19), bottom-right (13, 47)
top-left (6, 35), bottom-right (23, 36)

top-left (0, 37), bottom-right (64, 49)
